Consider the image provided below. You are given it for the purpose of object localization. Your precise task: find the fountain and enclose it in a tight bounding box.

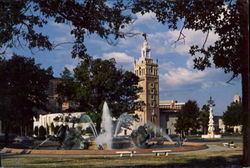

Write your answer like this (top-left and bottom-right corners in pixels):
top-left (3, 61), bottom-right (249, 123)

top-left (145, 121), bottom-right (174, 143)
top-left (95, 102), bottom-right (113, 149)
top-left (79, 114), bottom-right (98, 138)
top-left (34, 101), bottom-right (175, 150)
top-left (131, 125), bottom-right (150, 148)
top-left (114, 112), bottom-right (135, 137)
top-left (1, 101), bottom-right (208, 156)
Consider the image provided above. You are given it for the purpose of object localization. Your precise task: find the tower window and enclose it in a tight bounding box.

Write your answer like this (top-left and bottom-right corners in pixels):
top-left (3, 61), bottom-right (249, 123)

top-left (151, 95), bottom-right (154, 100)
top-left (151, 89), bottom-right (154, 94)
top-left (151, 101), bottom-right (154, 107)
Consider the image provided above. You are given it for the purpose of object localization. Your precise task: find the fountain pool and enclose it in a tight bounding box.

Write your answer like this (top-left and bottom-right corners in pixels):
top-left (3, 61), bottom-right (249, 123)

top-left (1, 102), bottom-right (207, 155)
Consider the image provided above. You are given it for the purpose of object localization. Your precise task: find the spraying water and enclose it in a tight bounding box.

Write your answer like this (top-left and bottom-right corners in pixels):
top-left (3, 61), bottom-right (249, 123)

top-left (114, 113), bottom-right (134, 137)
top-left (146, 121), bottom-right (174, 143)
top-left (79, 114), bottom-right (98, 138)
top-left (95, 102), bottom-right (113, 149)
top-left (36, 137), bottom-right (50, 148)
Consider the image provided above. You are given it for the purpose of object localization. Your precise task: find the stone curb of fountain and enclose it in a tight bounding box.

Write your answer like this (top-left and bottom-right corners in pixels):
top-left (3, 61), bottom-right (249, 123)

top-left (0, 144), bottom-right (237, 158)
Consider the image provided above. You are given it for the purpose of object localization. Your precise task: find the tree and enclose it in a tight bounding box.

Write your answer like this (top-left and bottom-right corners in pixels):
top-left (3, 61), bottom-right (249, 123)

top-left (175, 100), bottom-right (200, 135)
top-left (199, 104), bottom-right (210, 134)
top-left (0, 0), bottom-right (132, 59)
top-left (0, 55), bottom-right (53, 140)
top-left (131, 0), bottom-right (249, 165)
top-left (38, 126), bottom-right (47, 140)
top-left (223, 102), bottom-right (243, 128)
top-left (34, 126), bottom-right (39, 137)
top-left (57, 58), bottom-right (142, 132)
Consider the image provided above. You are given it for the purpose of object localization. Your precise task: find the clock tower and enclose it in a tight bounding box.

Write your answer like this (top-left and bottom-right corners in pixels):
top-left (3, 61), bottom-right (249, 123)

top-left (134, 34), bottom-right (160, 127)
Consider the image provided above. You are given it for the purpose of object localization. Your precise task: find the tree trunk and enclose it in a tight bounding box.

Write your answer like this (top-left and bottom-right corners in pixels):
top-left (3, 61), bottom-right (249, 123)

top-left (96, 118), bottom-right (101, 134)
top-left (20, 126), bottom-right (23, 136)
top-left (4, 123), bottom-right (9, 146)
top-left (241, 70), bottom-right (249, 166)
top-left (238, 0), bottom-right (249, 166)
top-left (241, 69), bottom-right (249, 166)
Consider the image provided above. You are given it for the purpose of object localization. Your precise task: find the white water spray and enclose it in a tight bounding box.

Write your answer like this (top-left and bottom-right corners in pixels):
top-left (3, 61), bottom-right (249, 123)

top-left (95, 102), bottom-right (113, 149)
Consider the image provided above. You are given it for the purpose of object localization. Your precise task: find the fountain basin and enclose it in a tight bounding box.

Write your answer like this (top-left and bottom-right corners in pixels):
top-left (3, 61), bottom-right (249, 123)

top-left (1, 142), bottom-right (207, 155)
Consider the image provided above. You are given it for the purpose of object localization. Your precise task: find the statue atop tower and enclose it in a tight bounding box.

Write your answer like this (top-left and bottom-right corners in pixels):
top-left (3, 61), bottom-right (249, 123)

top-left (141, 33), bottom-right (151, 58)
top-left (142, 33), bottom-right (147, 40)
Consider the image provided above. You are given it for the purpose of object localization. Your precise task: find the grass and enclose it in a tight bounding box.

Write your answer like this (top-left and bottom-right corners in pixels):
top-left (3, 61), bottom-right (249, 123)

top-left (186, 135), bottom-right (243, 148)
top-left (1, 135), bottom-right (243, 168)
top-left (1, 150), bottom-right (242, 168)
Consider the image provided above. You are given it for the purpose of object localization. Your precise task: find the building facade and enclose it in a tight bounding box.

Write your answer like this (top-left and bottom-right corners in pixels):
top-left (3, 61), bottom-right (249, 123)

top-left (134, 35), bottom-right (160, 128)
top-left (33, 112), bottom-right (89, 136)
top-left (47, 78), bottom-right (63, 113)
top-left (159, 100), bottom-right (185, 135)
top-left (46, 78), bottom-right (79, 113)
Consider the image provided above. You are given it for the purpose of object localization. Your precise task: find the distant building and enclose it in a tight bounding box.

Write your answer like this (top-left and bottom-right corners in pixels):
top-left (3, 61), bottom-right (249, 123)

top-left (213, 116), bottom-right (224, 133)
top-left (46, 78), bottom-right (63, 113)
top-left (133, 35), bottom-right (186, 135)
top-left (233, 94), bottom-right (241, 103)
top-left (159, 100), bottom-right (185, 135)
top-left (33, 78), bottom-right (81, 135)
top-left (218, 118), bottom-right (242, 134)
top-left (218, 118), bottom-right (225, 133)
top-left (46, 78), bottom-right (79, 114)
top-left (33, 112), bottom-right (89, 136)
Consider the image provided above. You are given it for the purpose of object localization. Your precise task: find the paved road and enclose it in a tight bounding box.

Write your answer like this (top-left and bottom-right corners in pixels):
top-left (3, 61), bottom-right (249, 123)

top-left (171, 144), bottom-right (239, 155)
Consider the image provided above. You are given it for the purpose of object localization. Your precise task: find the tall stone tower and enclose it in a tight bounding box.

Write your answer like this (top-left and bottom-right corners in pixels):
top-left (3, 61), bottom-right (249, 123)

top-left (134, 34), bottom-right (160, 127)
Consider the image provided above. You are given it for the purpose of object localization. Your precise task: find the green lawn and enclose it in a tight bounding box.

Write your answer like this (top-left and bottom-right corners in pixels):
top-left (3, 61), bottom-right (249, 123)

top-left (1, 135), bottom-right (243, 168)
top-left (1, 150), bottom-right (242, 168)
top-left (185, 135), bottom-right (243, 148)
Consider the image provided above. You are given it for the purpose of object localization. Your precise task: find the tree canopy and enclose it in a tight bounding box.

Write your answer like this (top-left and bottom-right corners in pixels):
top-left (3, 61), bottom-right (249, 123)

top-left (1, 0), bottom-right (247, 77)
top-left (175, 100), bottom-right (200, 135)
top-left (199, 104), bottom-right (210, 134)
top-left (57, 58), bottom-right (142, 131)
top-left (132, 0), bottom-right (248, 78)
top-left (0, 55), bottom-right (53, 136)
top-left (222, 102), bottom-right (243, 127)
top-left (0, 0), bottom-right (132, 59)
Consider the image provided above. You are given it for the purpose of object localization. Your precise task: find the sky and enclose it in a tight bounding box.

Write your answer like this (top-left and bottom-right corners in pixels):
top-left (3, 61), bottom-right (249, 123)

top-left (8, 12), bottom-right (241, 116)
